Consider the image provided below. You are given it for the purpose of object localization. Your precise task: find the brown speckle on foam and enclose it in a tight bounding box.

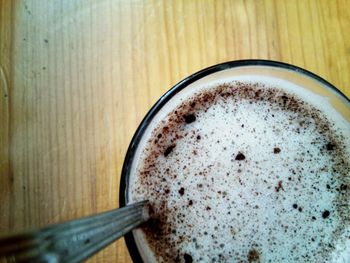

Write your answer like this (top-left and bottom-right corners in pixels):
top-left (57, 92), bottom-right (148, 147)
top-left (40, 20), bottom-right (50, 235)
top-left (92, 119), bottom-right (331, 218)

top-left (184, 114), bottom-right (196, 124)
top-left (275, 181), bottom-right (284, 192)
top-left (273, 147), bottom-right (281, 154)
top-left (184, 253), bottom-right (193, 263)
top-left (164, 144), bottom-right (176, 157)
top-left (178, 187), bottom-right (185, 196)
top-left (247, 249), bottom-right (260, 262)
top-left (326, 143), bottom-right (336, 151)
top-left (322, 210), bottom-right (330, 219)
top-left (235, 152), bottom-right (246, 161)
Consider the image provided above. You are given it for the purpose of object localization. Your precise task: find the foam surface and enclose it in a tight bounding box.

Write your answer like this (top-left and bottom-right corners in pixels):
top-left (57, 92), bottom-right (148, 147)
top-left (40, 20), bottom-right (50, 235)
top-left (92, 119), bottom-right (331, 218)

top-left (129, 78), bottom-right (350, 263)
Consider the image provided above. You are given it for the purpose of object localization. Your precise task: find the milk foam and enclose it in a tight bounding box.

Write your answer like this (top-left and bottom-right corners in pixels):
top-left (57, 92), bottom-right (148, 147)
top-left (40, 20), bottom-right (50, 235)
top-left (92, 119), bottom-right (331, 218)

top-left (128, 76), bottom-right (350, 263)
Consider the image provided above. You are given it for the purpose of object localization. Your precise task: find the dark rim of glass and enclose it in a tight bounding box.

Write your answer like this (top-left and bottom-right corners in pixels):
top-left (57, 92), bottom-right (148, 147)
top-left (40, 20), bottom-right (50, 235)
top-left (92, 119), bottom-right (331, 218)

top-left (119, 59), bottom-right (349, 263)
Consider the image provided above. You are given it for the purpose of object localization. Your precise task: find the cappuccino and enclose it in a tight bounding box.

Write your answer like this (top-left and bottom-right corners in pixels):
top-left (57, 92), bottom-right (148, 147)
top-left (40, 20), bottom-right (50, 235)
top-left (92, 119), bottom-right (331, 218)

top-left (128, 76), bottom-right (350, 262)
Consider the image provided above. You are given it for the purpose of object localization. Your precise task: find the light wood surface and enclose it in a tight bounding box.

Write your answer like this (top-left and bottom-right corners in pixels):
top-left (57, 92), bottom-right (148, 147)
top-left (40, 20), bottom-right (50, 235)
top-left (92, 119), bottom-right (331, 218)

top-left (1, 0), bottom-right (349, 262)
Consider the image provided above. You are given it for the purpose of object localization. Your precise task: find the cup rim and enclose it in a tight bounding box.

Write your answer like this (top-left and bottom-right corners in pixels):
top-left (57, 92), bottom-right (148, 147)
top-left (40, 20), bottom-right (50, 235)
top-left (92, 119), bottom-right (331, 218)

top-left (119, 59), bottom-right (350, 263)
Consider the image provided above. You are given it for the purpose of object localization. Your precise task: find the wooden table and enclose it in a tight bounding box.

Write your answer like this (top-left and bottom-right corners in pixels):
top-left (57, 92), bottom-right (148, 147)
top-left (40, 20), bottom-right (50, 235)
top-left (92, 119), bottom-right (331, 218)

top-left (0, 0), bottom-right (349, 262)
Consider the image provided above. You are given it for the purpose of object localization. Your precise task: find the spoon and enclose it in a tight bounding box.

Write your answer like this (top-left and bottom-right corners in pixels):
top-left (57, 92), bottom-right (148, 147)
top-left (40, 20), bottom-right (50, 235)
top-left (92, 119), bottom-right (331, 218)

top-left (0, 200), bottom-right (148, 263)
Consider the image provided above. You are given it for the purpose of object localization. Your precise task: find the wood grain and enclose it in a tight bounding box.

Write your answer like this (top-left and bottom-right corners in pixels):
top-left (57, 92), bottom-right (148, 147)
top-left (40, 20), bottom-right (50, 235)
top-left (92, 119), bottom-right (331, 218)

top-left (0, 0), bottom-right (349, 262)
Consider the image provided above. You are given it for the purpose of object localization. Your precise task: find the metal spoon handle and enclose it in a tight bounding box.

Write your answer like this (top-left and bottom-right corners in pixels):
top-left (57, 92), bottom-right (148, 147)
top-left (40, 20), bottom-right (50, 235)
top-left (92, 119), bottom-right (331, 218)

top-left (0, 201), bottom-right (148, 263)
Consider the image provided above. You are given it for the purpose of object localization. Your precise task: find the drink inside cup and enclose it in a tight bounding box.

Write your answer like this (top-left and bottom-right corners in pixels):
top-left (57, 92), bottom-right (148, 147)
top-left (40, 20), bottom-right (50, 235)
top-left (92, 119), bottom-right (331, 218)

top-left (123, 62), bottom-right (350, 263)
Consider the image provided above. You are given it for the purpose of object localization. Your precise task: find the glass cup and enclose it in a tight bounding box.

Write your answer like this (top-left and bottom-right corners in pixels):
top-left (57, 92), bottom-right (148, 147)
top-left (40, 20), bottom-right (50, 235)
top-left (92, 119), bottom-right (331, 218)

top-left (119, 60), bottom-right (350, 262)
